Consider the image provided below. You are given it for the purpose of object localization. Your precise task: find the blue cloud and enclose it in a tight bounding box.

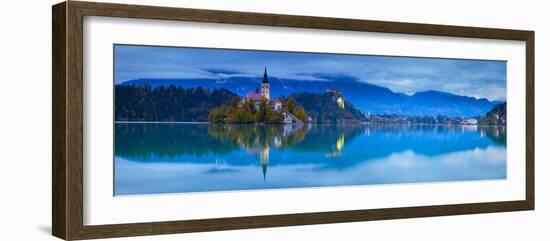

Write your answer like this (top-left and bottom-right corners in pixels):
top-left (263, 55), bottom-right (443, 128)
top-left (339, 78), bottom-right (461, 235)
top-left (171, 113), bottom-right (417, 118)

top-left (115, 44), bottom-right (507, 101)
top-left (202, 68), bottom-right (249, 75)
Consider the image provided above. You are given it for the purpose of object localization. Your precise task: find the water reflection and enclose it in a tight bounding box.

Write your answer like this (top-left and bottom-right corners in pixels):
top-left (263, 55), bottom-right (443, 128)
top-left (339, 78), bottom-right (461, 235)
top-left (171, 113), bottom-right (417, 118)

top-left (114, 123), bottom-right (506, 195)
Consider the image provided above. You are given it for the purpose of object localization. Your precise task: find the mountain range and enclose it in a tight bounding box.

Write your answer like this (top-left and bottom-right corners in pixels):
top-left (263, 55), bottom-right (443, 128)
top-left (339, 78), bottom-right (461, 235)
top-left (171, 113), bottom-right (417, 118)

top-left (119, 74), bottom-right (499, 117)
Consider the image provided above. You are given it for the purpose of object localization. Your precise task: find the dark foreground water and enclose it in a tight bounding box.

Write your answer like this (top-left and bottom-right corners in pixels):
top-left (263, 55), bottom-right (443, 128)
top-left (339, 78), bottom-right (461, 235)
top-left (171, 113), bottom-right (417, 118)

top-left (114, 123), bottom-right (506, 195)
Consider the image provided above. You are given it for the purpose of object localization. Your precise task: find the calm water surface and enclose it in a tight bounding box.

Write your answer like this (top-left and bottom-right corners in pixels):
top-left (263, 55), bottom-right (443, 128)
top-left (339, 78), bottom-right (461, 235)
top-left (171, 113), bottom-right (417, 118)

top-left (114, 123), bottom-right (506, 195)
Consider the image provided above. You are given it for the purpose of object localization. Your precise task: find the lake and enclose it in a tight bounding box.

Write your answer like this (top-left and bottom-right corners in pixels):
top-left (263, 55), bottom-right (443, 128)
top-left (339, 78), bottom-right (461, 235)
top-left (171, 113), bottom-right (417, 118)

top-left (114, 123), bottom-right (506, 195)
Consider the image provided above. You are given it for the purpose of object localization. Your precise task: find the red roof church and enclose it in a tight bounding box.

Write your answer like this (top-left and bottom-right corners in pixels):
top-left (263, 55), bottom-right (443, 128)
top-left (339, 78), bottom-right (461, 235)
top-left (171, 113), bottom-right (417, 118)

top-left (244, 92), bottom-right (266, 101)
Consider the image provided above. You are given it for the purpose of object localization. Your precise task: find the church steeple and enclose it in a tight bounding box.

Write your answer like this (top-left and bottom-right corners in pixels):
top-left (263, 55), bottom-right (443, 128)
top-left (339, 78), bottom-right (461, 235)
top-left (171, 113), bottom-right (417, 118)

top-left (262, 67), bottom-right (269, 83)
top-left (261, 67), bottom-right (270, 100)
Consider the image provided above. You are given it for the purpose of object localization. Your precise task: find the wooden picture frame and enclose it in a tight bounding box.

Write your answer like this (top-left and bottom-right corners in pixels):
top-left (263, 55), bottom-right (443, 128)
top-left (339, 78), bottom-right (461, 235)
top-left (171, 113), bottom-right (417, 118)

top-left (52, 1), bottom-right (534, 240)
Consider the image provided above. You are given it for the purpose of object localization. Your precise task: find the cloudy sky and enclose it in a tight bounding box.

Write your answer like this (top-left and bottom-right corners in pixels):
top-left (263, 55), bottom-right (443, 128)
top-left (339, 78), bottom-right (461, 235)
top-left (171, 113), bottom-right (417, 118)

top-left (115, 44), bottom-right (507, 101)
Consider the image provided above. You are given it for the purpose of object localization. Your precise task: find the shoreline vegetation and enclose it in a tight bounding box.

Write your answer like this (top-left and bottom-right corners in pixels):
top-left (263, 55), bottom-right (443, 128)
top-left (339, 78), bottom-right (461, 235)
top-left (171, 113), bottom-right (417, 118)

top-left (207, 97), bottom-right (307, 124)
top-left (113, 121), bottom-right (505, 127)
top-left (115, 85), bottom-right (506, 126)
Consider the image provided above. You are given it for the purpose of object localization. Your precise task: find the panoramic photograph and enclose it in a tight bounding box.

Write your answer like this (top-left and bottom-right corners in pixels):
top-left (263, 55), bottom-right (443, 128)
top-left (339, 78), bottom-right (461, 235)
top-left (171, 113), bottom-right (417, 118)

top-left (113, 44), bottom-right (507, 195)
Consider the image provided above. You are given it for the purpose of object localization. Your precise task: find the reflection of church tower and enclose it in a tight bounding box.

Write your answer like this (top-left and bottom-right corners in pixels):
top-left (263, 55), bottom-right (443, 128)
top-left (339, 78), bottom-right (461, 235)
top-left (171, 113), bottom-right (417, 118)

top-left (259, 147), bottom-right (270, 180)
top-left (261, 67), bottom-right (270, 101)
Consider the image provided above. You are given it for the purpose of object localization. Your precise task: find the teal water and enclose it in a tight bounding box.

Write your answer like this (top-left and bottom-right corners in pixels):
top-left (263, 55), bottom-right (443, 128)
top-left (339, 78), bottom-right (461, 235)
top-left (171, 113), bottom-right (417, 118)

top-left (114, 123), bottom-right (506, 195)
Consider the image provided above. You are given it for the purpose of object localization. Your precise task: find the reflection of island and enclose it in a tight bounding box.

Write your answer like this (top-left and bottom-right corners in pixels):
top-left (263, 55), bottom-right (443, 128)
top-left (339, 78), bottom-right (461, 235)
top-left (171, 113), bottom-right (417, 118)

top-left (207, 124), bottom-right (306, 149)
top-left (115, 123), bottom-right (506, 179)
top-left (207, 124), bottom-right (307, 179)
top-left (208, 124), bottom-right (366, 177)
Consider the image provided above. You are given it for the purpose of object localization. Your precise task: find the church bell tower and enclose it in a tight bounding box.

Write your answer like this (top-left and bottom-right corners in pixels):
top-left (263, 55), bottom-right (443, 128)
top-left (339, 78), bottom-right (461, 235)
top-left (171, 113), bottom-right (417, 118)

top-left (261, 67), bottom-right (270, 101)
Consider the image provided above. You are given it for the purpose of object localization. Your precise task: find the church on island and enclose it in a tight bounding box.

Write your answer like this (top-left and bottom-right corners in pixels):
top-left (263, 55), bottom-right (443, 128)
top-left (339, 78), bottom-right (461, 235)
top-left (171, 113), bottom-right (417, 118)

top-left (208, 67), bottom-right (313, 125)
top-left (244, 67), bottom-right (271, 102)
top-left (243, 68), bottom-right (299, 124)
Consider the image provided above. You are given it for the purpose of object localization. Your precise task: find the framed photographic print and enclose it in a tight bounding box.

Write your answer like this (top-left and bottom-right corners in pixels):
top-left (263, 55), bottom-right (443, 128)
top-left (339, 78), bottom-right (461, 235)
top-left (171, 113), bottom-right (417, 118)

top-left (52, 1), bottom-right (534, 240)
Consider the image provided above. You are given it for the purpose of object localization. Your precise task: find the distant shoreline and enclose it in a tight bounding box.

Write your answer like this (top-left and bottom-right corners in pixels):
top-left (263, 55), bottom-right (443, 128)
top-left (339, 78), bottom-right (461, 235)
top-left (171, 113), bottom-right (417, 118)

top-left (114, 121), bottom-right (506, 127)
top-left (115, 121), bottom-right (209, 124)
top-left (114, 121), bottom-right (301, 126)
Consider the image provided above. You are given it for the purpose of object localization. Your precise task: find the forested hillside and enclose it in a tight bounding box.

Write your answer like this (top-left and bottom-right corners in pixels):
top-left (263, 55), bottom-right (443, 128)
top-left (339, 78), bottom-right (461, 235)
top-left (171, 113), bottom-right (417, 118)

top-left (115, 85), bottom-right (237, 122)
top-left (291, 92), bottom-right (365, 123)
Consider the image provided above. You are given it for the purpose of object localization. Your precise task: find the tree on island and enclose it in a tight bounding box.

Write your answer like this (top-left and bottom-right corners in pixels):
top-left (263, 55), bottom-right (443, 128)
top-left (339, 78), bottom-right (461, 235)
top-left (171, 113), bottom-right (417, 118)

top-left (208, 97), bottom-right (307, 124)
top-left (284, 98), bottom-right (308, 123)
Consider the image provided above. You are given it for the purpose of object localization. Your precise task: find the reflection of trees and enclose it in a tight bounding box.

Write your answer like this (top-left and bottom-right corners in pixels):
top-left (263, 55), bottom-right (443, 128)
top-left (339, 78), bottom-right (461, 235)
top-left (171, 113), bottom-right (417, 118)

top-left (290, 124), bottom-right (363, 155)
top-left (207, 124), bottom-right (307, 150)
top-left (115, 123), bottom-right (240, 160)
top-left (478, 126), bottom-right (506, 146)
top-left (207, 124), bottom-right (309, 179)
top-left (353, 124), bottom-right (498, 157)
top-left (360, 123), bottom-right (478, 133)
top-left (299, 124), bottom-right (505, 171)
top-left (207, 124), bottom-right (367, 159)
top-left (116, 123), bottom-right (506, 173)
top-left (115, 123), bottom-right (310, 163)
